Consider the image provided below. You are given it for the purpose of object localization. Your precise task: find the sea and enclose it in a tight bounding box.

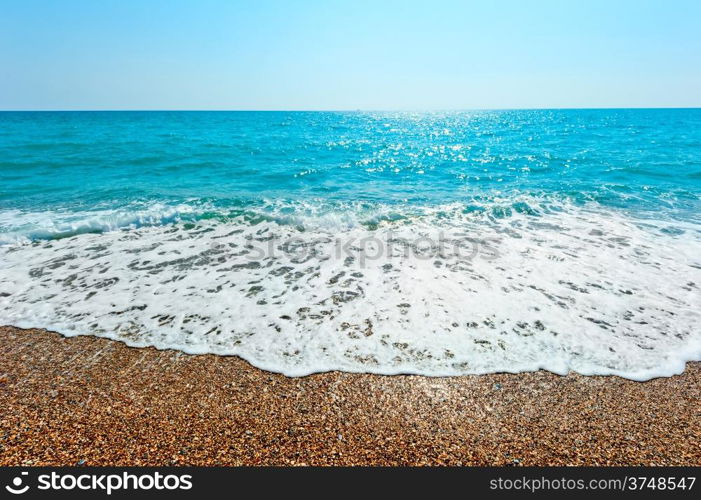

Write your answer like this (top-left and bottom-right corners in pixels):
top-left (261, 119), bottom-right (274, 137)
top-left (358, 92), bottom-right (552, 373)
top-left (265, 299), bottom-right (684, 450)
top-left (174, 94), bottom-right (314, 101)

top-left (1, 109), bottom-right (700, 380)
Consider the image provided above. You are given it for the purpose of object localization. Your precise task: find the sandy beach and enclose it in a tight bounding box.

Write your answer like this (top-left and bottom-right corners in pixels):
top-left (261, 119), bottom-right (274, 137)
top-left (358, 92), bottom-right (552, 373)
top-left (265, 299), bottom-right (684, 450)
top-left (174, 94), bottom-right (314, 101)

top-left (0, 325), bottom-right (699, 466)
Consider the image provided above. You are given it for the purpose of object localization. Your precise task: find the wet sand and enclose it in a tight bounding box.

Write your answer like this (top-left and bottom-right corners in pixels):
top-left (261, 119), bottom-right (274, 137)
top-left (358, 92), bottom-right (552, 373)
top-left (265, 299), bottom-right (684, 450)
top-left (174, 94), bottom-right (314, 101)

top-left (0, 326), bottom-right (699, 466)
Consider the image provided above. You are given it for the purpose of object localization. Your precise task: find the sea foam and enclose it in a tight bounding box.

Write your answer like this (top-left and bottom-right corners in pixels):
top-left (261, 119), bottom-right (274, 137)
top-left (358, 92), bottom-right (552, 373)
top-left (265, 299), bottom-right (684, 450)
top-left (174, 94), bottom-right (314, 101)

top-left (1, 201), bottom-right (699, 380)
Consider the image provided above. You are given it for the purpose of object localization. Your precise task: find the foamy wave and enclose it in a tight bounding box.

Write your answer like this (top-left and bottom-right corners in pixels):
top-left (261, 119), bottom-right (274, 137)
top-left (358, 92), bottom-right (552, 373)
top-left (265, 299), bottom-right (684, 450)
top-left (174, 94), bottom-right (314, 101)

top-left (0, 193), bottom-right (605, 244)
top-left (0, 203), bottom-right (204, 245)
top-left (1, 200), bottom-right (700, 380)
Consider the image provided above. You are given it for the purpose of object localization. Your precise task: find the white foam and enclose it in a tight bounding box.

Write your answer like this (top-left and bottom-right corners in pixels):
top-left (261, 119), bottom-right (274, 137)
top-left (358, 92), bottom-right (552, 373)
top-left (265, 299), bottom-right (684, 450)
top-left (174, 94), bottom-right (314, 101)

top-left (1, 201), bottom-right (699, 380)
top-left (0, 203), bottom-right (200, 245)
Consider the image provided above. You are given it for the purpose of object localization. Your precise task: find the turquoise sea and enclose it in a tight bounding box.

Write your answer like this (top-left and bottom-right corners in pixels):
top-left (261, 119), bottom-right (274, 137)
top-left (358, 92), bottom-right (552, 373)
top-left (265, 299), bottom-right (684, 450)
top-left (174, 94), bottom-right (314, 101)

top-left (1, 110), bottom-right (700, 379)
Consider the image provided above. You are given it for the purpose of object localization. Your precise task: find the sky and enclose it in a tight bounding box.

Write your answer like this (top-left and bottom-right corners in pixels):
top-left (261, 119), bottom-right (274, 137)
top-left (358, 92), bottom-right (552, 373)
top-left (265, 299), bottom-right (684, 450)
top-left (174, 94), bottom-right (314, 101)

top-left (1, 0), bottom-right (700, 110)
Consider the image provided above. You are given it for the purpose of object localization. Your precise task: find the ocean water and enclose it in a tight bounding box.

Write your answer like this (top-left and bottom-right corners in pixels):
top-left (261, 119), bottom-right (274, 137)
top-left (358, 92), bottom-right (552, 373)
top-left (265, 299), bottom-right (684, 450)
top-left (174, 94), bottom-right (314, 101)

top-left (1, 110), bottom-right (700, 380)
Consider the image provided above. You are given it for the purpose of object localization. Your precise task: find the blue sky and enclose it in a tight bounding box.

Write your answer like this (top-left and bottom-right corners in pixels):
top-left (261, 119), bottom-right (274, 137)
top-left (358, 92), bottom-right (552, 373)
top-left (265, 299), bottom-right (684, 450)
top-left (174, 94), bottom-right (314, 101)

top-left (1, 0), bottom-right (699, 110)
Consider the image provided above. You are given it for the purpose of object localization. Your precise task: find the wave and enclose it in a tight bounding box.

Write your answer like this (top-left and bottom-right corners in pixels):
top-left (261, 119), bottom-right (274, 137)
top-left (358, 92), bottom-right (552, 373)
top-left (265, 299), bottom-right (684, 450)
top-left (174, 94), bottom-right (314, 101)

top-left (0, 203), bottom-right (201, 245)
top-left (1, 197), bottom-right (700, 380)
top-left (3, 191), bottom-right (699, 246)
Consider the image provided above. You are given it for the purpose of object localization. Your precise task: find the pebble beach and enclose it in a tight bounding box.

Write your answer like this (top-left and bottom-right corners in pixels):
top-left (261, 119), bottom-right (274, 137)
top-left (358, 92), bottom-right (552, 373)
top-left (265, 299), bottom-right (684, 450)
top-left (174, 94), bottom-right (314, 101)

top-left (1, 326), bottom-right (699, 466)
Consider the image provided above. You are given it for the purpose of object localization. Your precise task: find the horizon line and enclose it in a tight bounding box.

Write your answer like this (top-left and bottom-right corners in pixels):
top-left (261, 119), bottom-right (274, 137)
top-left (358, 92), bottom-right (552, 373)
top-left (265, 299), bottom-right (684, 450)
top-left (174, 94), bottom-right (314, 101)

top-left (1, 106), bottom-right (700, 113)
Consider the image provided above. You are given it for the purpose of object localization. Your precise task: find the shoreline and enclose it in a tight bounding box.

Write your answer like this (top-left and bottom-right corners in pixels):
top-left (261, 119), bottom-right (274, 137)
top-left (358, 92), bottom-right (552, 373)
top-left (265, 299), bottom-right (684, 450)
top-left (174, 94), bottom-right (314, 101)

top-left (1, 325), bottom-right (699, 466)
